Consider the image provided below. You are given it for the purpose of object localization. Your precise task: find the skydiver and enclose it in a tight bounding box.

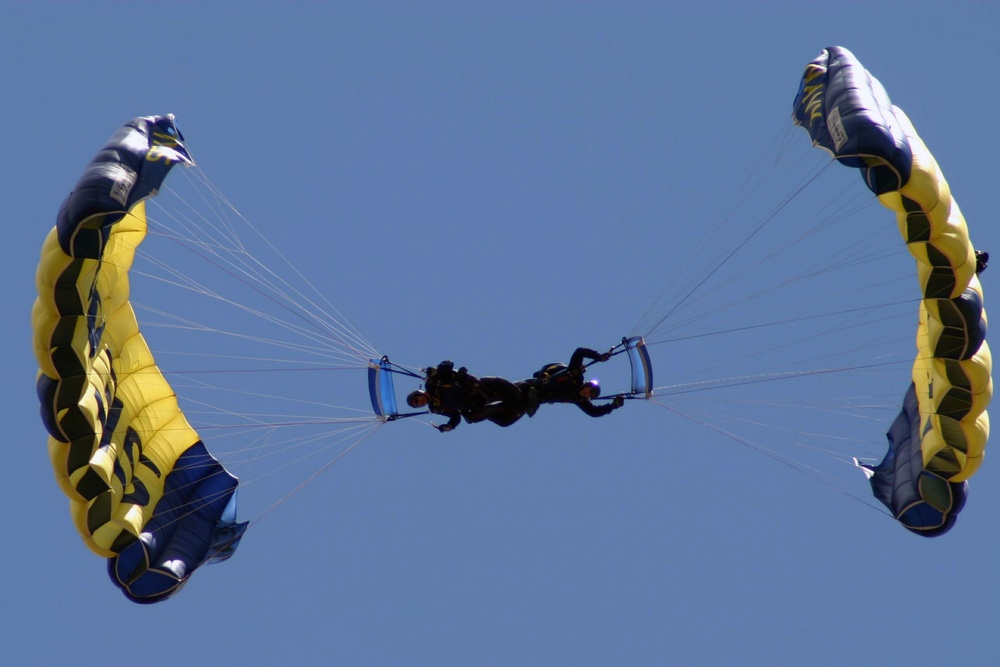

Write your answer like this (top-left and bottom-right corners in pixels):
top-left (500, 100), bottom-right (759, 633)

top-left (407, 361), bottom-right (524, 432)
top-left (518, 347), bottom-right (625, 418)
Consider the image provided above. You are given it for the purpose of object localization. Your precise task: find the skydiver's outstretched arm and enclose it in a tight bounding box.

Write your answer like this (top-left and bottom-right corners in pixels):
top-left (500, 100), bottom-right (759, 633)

top-left (568, 347), bottom-right (608, 372)
top-left (436, 411), bottom-right (462, 432)
top-left (574, 395), bottom-right (625, 418)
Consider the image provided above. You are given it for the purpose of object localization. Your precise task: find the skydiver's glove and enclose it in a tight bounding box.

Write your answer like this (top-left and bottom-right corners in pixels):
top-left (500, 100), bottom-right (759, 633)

top-left (436, 423), bottom-right (454, 433)
top-left (612, 396), bottom-right (625, 409)
top-left (599, 351), bottom-right (612, 362)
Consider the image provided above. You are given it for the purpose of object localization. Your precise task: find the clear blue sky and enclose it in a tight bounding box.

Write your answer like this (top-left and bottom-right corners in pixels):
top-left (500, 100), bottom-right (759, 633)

top-left (4, 2), bottom-right (998, 666)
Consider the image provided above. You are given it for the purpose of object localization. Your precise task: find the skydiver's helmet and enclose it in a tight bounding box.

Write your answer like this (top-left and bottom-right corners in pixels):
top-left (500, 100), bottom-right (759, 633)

top-left (579, 379), bottom-right (601, 400)
top-left (407, 390), bottom-right (430, 409)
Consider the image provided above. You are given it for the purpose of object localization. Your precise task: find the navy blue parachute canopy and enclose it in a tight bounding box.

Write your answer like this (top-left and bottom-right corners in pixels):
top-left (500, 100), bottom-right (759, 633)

top-left (109, 442), bottom-right (248, 604)
top-left (792, 46), bottom-right (913, 195)
top-left (857, 384), bottom-right (968, 537)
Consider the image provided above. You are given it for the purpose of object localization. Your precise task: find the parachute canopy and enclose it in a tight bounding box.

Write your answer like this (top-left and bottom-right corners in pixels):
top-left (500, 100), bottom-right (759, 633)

top-left (33, 115), bottom-right (248, 603)
top-left (793, 47), bottom-right (991, 536)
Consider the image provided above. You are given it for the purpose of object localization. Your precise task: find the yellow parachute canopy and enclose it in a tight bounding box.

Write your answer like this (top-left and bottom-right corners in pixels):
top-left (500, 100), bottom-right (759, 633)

top-left (793, 47), bottom-right (991, 535)
top-left (33, 115), bottom-right (246, 602)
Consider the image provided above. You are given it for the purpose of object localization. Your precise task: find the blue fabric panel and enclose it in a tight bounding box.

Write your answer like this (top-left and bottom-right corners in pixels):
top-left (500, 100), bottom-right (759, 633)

top-left (36, 374), bottom-right (62, 440)
top-left (936, 288), bottom-right (988, 361)
top-left (792, 46), bottom-right (912, 194)
top-left (368, 358), bottom-right (398, 419)
top-left (55, 115), bottom-right (191, 258)
top-left (861, 384), bottom-right (967, 536)
top-left (368, 362), bottom-right (383, 416)
top-left (107, 440), bottom-right (247, 603)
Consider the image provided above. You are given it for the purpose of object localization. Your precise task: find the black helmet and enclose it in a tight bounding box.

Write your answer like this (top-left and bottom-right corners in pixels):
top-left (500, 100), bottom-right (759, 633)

top-left (407, 390), bottom-right (429, 408)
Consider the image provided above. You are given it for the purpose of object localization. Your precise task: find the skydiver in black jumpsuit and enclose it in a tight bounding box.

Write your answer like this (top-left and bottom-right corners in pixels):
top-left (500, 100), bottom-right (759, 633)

top-left (518, 347), bottom-right (625, 418)
top-left (407, 361), bottom-right (525, 432)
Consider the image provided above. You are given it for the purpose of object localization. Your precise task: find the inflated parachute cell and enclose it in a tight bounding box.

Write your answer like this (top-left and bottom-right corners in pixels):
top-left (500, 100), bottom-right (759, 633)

top-left (32, 115), bottom-right (248, 602)
top-left (793, 47), bottom-right (991, 535)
